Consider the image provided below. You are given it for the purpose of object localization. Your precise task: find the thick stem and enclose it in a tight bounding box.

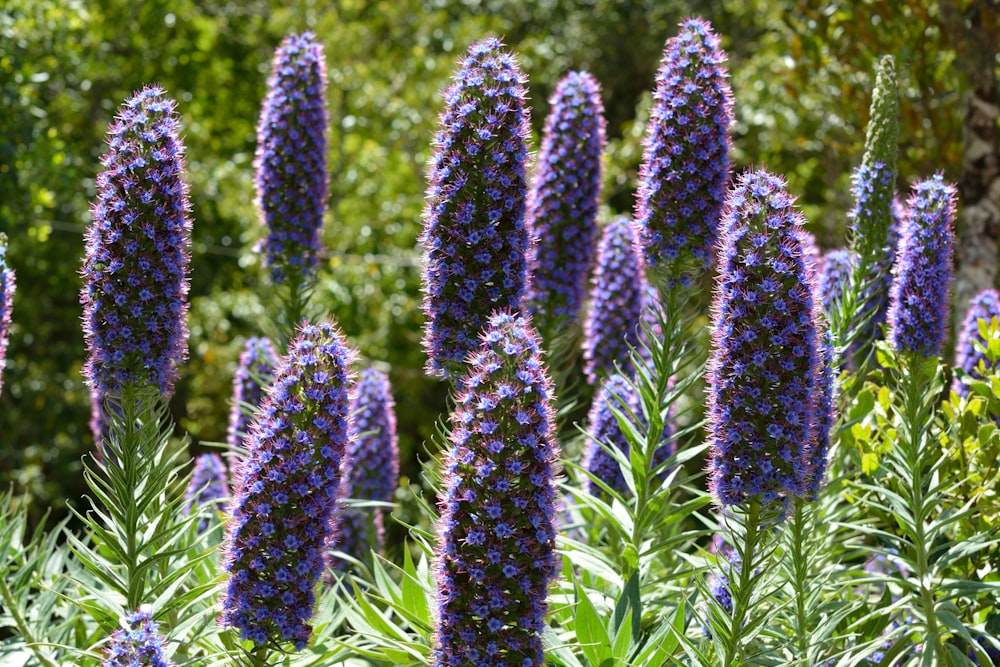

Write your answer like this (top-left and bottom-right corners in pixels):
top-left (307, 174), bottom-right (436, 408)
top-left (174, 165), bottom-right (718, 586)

top-left (724, 500), bottom-right (763, 667)
top-left (790, 498), bottom-right (811, 665)
top-left (251, 645), bottom-right (270, 667)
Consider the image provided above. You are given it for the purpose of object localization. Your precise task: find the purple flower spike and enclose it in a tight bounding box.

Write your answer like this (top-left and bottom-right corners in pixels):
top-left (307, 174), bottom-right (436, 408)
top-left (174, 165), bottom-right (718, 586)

top-left (420, 37), bottom-right (531, 380)
top-left (184, 453), bottom-right (229, 520)
top-left (255, 32), bottom-right (329, 284)
top-left (887, 175), bottom-right (957, 357)
top-left (221, 321), bottom-right (355, 650)
top-left (81, 86), bottom-right (192, 397)
top-left (227, 337), bottom-right (279, 451)
top-left (0, 235), bottom-right (13, 395)
top-left (332, 367), bottom-right (399, 569)
top-left (103, 610), bottom-right (172, 667)
top-left (526, 71), bottom-right (606, 324)
top-left (818, 249), bottom-right (855, 318)
top-left (806, 332), bottom-right (836, 495)
top-left (583, 217), bottom-right (646, 384)
top-left (954, 289), bottom-right (1000, 396)
top-left (433, 312), bottom-right (559, 667)
top-left (635, 17), bottom-right (733, 283)
top-left (707, 170), bottom-right (822, 507)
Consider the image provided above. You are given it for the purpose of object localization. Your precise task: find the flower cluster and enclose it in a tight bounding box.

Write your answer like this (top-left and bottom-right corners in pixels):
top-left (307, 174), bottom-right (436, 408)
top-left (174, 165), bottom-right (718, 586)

top-left (433, 312), bottom-right (559, 667)
top-left (707, 170), bottom-right (823, 506)
top-left (81, 86), bottom-right (192, 397)
top-left (184, 453), bottom-right (229, 528)
top-left (331, 367), bottom-right (399, 569)
top-left (221, 321), bottom-right (355, 649)
top-left (255, 32), bottom-right (329, 283)
top-left (420, 37), bottom-right (531, 379)
top-left (103, 610), bottom-right (171, 667)
top-left (227, 337), bottom-right (279, 451)
top-left (954, 289), bottom-right (1000, 397)
top-left (0, 234), bottom-right (13, 396)
top-left (635, 17), bottom-right (733, 283)
top-left (702, 533), bottom-right (741, 639)
top-left (526, 70), bottom-right (606, 324)
top-left (806, 333), bottom-right (836, 495)
top-left (887, 175), bottom-right (957, 357)
top-left (818, 249), bottom-right (854, 318)
top-left (583, 217), bottom-right (647, 384)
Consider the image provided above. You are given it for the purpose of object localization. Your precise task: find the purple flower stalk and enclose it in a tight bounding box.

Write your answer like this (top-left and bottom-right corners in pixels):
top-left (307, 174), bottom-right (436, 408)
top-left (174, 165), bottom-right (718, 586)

top-left (420, 37), bottom-right (531, 380)
top-left (526, 71), bottom-right (606, 324)
top-left (954, 289), bottom-right (1000, 396)
top-left (433, 312), bottom-right (559, 667)
top-left (227, 337), bottom-right (279, 450)
top-left (582, 373), bottom-right (674, 498)
top-left (818, 249), bottom-right (855, 318)
top-left (103, 610), bottom-right (172, 667)
top-left (887, 175), bottom-right (957, 357)
top-left (806, 332), bottom-right (836, 495)
top-left (582, 217), bottom-right (646, 384)
top-left (184, 453), bottom-right (229, 518)
top-left (221, 321), bottom-right (355, 650)
top-left (81, 86), bottom-right (192, 397)
top-left (331, 367), bottom-right (399, 569)
top-left (0, 234), bottom-right (13, 396)
top-left (255, 32), bottom-right (329, 284)
top-left (707, 170), bottom-right (822, 506)
top-left (635, 17), bottom-right (733, 283)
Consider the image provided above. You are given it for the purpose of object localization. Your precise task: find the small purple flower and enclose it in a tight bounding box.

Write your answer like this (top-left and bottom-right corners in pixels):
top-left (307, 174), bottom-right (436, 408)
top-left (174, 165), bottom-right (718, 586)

top-left (887, 175), bottom-right (957, 357)
top-left (707, 170), bottom-right (822, 506)
top-left (0, 234), bottom-right (14, 396)
top-left (331, 367), bottom-right (399, 569)
top-left (635, 17), bottom-right (733, 283)
top-left (184, 453), bottom-right (229, 524)
top-left (420, 37), bottom-right (531, 380)
top-left (103, 610), bottom-right (172, 667)
top-left (954, 289), bottom-right (1000, 396)
top-left (702, 533), bottom-right (741, 639)
top-left (255, 33), bottom-right (329, 283)
top-left (433, 312), bottom-right (559, 667)
top-left (227, 337), bottom-right (279, 451)
top-left (582, 217), bottom-right (647, 384)
top-left (221, 321), bottom-right (355, 650)
top-left (526, 71), bottom-right (606, 324)
top-left (81, 86), bottom-right (192, 397)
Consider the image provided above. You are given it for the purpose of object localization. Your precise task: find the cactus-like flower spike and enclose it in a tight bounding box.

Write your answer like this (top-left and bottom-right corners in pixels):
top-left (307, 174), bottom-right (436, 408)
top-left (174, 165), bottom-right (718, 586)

top-left (526, 71), bottom-right (606, 325)
top-left (805, 331), bottom-right (837, 496)
top-left (582, 374), bottom-right (641, 498)
top-left (433, 311), bottom-right (559, 667)
top-left (954, 289), bottom-right (1000, 396)
top-left (0, 234), bottom-right (13, 396)
top-left (420, 37), bottom-right (532, 380)
top-left (582, 216), bottom-right (646, 384)
top-left (707, 170), bottom-right (822, 507)
top-left (221, 320), bottom-right (355, 650)
top-left (635, 17), bottom-right (733, 284)
top-left (103, 609), bottom-right (172, 667)
top-left (887, 175), bottom-right (957, 358)
top-left (255, 32), bottom-right (329, 284)
top-left (848, 56), bottom-right (899, 263)
top-left (81, 86), bottom-right (192, 397)
top-left (798, 230), bottom-right (821, 278)
top-left (818, 249), bottom-right (856, 318)
top-left (331, 367), bottom-right (399, 569)
top-left (227, 337), bottom-right (279, 451)
top-left (184, 453), bottom-right (229, 517)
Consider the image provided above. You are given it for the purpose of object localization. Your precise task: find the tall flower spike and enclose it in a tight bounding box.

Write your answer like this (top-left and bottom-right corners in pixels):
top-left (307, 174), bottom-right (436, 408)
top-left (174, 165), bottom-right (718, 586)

top-left (526, 70), bottom-right (606, 325)
top-left (331, 367), bottom-right (399, 569)
top-left (0, 234), bottom-right (14, 396)
top-left (954, 289), bottom-right (1000, 396)
top-left (221, 321), bottom-right (355, 650)
top-left (81, 86), bottom-right (192, 397)
top-left (433, 312), bottom-right (559, 667)
top-left (635, 17), bottom-right (733, 284)
top-left (887, 175), bottom-right (957, 357)
top-left (582, 216), bottom-right (646, 384)
top-left (255, 32), bottom-right (329, 284)
top-left (848, 56), bottom-right (899, 261)
top-left (227, 337), bottom-right (279, 451)
top-left (806, 332), bottom-right (836, 495)
top-left (818, 249), bottom-right (855, 318)
top-left (707, 170), bottom-right (822, 506)
top-left (103, 610), bottom-right (172, 667)
top-left (184, 453), bottom-right (229, 527)
top-left (420, 37), bottom-right (531, 380)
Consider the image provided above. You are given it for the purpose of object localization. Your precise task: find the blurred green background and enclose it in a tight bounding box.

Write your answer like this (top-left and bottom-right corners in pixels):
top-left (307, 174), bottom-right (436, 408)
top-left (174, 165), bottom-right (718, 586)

top-left (0, 0), bottom-right (985, 526)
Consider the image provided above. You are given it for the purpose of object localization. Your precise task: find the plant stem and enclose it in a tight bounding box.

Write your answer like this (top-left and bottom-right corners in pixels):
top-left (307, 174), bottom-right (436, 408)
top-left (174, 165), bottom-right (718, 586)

top-left (789, 497), bottom-right (811, 666)
top-left (252, 645), bottom-right (270, 667)
top-left (724, 500), bottom-right (763, 667)
top-left (0, 575), bottom-right (59, 667)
